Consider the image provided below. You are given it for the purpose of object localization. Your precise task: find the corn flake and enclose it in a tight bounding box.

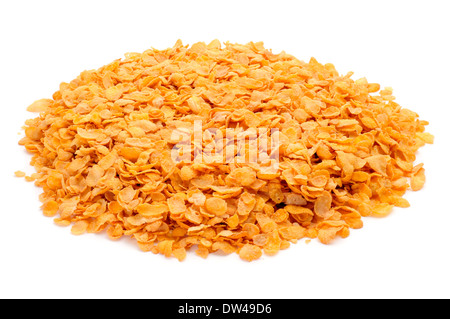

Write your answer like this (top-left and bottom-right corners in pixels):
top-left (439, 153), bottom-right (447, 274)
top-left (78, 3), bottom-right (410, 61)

top-left (18, 40), bottom-right (432, 261)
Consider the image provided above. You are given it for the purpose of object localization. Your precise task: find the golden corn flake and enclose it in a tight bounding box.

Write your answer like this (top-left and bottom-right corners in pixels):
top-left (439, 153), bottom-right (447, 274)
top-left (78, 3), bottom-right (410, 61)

top-left (71, 220), bottom-right (89, 236)
top-left (18, 40), bottom-right (432, 261)
top-left (26, 99), bottom-right (53, 112)
top-left (205, 197), bottom-right (228, 216)
top-left (14, 170), bottom-right (26, 177)
top-left (136, 202), bottom-right (169, 217)
top-left (238, 244), bottom-right (262, 262)
top-left (411, 167), bottom-right (426, 191)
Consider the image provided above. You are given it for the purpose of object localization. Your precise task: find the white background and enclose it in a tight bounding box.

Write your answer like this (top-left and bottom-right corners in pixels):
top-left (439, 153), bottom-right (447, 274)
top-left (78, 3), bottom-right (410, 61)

top-left (1, 0), bottom-right (449, 299)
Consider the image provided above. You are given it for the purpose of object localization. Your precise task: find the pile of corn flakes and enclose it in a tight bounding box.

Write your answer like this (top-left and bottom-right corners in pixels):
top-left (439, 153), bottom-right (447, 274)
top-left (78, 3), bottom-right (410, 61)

top-left (18, 40), bottom-right (433, 261)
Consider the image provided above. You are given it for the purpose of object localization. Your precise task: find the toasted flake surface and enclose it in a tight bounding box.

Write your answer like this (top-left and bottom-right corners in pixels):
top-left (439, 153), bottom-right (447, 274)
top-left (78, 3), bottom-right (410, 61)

top-left (18, 40), bottom-right (432, 261)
